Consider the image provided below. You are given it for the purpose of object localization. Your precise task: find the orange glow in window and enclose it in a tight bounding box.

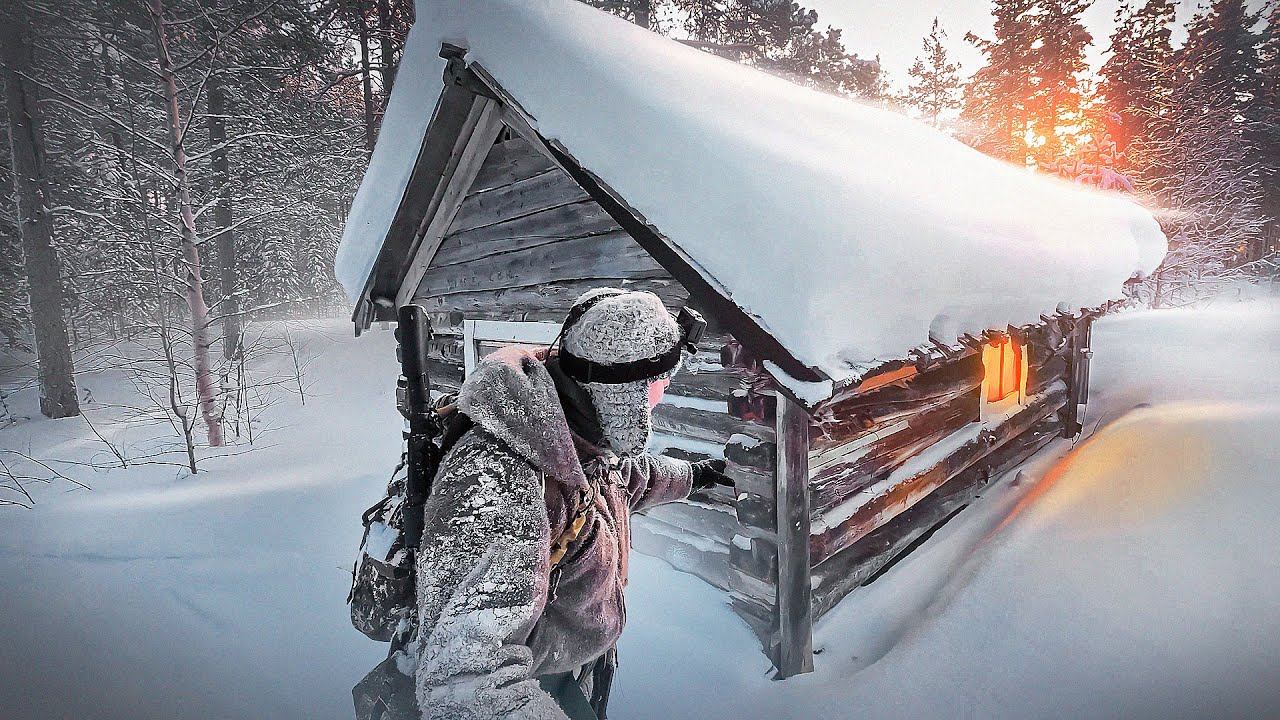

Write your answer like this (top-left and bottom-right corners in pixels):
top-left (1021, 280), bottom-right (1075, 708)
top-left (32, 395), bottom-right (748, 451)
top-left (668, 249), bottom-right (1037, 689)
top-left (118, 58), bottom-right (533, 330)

top-left (983, 339), bottom-right (1024, 403)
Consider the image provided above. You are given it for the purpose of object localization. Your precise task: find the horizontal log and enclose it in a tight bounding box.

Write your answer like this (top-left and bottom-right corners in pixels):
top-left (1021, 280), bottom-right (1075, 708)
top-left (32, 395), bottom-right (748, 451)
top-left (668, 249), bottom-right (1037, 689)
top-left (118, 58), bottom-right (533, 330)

top-left (414, 279), bottom-right (689, 325)
top-left (434, 200), bottom-right (621, 268)
top-left (1027, 353), bottom-right (1068, 396)
top-left (417, 230), bottom-right (667, 297)
top-left (728, 565), bottom-right (777, 611)
top-left (810, 354), bottom-right (985, 453)
top-left (725, 436), bottom-right (776, 472)
top-left (631, 514), bottom-right (731, 591)
top-left (652, 403), bottom-right (773, 446)
top-left (810, 416), bottom-right (1063, 620)
top-left (427, 357), bottom-right (463, 393)
top-left (640, 498), bottom-right (737, 542)
top-left (421, 336), bottom-right (746, 406)
top-left (734, 487), bottom-right (775, 531)
top-left (449, 167), bottom-right (589, 236)
top-left (809, 390), bottom-right (980, 518)
top-left (729, 588), bottom-right (777, 653)
top-left (729, 533), bottom-right (778, 584)
top-left (727, 460), bottom-right (773, 497)
top-left (689, 481), bottom-right (736, 507)
top-left (810, 382), bottom-right (1068, 565)
top-left (469, 136), bottom-right (557, 192)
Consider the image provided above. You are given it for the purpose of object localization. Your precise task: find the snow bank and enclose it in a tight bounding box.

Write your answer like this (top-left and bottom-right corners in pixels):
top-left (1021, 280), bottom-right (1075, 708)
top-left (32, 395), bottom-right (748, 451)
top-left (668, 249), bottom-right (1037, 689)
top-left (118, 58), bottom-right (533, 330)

top-left (337, 0), bottom-right (1166, 383)
top-left (616, 301), bottom-right (1280, 719)
top-left (5, 303), bottom-right (1280, 719)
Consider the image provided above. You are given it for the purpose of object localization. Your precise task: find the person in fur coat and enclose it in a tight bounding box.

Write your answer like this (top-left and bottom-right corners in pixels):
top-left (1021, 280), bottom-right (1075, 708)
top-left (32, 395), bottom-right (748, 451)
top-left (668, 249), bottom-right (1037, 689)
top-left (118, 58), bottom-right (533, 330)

top-left (412, 289), bottom-right (728, 720)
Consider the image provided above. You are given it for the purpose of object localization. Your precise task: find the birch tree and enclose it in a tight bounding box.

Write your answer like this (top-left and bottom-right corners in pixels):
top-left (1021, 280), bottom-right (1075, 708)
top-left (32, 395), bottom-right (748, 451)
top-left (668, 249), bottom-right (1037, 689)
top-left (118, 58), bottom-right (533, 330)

top-left (146, 0), bottom-right (222, 446)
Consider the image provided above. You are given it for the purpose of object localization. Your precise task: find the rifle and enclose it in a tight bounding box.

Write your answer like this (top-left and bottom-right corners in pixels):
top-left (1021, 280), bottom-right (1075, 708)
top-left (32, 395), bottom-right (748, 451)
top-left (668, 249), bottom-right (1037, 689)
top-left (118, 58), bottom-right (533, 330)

top-left (395, 304), bottom-right (441, 550)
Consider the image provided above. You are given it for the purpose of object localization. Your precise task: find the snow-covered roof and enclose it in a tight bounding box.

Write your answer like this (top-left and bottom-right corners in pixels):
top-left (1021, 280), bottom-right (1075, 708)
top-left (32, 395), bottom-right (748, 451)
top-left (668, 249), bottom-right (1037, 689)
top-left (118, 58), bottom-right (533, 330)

top-left (335, 0), bottom-right (1166, 387)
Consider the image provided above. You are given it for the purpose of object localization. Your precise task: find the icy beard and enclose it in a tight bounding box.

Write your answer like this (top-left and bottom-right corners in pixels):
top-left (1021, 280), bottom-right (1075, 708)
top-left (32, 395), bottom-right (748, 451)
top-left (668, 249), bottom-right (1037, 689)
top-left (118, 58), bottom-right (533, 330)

top-left (582, 380), bottom-right (652, 457)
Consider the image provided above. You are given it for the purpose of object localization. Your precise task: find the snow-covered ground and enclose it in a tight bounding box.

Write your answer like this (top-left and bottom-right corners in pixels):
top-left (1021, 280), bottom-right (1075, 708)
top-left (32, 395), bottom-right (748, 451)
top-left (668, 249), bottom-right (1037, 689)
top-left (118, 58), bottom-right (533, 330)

top-left (3, 303), bottom-right (1279, 719)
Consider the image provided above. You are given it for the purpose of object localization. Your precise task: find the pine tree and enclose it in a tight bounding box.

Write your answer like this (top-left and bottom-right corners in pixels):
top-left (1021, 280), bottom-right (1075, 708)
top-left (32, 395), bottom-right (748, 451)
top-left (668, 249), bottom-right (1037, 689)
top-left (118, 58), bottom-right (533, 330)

top-left (1178, 0), bottom-right (1266, 261)
top-left (963, 0), bottom-right (1093, 166)
top-left (1099, 0), bottom-right (1176, 153)
top-left (962, 0), bottom-right (1037, 162)
top-left (1131, 49), bottom-right (1267, 305)
top-left (1181, 0), bottom-right (1261, 118)
top-left (1026, 0), bottom-right (1092, 165)
top-left (584, 0), bottom-right (882, 98)
top-left (1, 5), bottom-right (81, 419)
top-left (905, 18), bottom-right (962, 127)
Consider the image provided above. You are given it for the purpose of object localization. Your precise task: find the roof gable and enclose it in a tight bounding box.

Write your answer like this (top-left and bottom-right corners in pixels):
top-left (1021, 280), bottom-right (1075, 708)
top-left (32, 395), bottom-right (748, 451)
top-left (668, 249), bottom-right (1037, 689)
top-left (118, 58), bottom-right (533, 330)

top-left (336, 0), bottom-right (1166, 388)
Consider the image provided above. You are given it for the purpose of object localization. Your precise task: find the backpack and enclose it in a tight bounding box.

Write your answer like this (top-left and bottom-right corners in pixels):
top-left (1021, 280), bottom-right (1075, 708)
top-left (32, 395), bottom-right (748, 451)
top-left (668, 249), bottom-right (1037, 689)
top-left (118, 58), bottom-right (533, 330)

top-left (348, 407), bottom-right (596, 647)
top-left (348, 405), bottom-right (470, 645)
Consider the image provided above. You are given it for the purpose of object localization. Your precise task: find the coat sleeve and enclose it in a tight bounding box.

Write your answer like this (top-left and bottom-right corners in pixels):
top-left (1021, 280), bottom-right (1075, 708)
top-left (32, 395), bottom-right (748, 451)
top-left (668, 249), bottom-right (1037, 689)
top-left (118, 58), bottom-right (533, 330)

top-left (413, 435), bottom-right (568, 720)
top-left (618, 453), bottom-right (694, 512)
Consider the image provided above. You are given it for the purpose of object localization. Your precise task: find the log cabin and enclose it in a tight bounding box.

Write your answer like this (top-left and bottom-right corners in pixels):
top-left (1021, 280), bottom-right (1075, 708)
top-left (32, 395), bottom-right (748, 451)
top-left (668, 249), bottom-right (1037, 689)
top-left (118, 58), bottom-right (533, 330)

top-left (334, 0), bottom-right (1167, 677)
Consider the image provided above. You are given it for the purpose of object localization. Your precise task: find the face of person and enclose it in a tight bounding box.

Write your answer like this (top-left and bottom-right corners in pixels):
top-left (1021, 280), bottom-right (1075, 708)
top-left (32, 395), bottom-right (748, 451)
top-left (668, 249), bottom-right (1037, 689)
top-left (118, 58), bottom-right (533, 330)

top-left (647, 378), bottom-right (670, 409)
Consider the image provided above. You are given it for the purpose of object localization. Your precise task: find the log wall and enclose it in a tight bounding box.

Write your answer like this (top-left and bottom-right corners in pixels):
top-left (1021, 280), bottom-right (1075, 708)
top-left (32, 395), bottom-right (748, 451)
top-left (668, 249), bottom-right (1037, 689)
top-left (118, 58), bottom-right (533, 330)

top-left (720, 314), bottom-right (1090, 668)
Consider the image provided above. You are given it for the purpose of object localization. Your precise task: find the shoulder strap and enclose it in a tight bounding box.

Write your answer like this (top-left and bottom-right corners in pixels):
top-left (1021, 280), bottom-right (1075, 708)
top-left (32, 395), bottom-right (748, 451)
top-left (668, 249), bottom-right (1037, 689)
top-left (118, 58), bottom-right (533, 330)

top-left (549, 481), bottom-right (596, 567)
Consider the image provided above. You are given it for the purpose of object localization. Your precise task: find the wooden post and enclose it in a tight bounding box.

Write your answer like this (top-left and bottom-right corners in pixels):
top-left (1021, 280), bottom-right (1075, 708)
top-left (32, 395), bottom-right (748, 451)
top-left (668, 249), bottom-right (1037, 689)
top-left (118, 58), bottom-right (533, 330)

top-left (774, 393), bottom-right (814, 677)
top-left (1062, 315), bottom-right (1093, 437)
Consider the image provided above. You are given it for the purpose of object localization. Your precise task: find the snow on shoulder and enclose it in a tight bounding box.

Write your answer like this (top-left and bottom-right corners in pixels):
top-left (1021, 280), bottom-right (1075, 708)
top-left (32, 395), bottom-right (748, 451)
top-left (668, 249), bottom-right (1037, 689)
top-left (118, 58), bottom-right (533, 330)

top-left (336, 0), bottom-right (1166, 387)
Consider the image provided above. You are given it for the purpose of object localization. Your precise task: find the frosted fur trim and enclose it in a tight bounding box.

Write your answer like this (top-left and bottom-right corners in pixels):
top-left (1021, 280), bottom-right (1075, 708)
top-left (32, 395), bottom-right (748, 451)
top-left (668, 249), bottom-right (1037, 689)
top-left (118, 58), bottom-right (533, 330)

top-left (563, 291), bottom-right (681, 456)
top-left (457, 346), bottom-right (587, 491)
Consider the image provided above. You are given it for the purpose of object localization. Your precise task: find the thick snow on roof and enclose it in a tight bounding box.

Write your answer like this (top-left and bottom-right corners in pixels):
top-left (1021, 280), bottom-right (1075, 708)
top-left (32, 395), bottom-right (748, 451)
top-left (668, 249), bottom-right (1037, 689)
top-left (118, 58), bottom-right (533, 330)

top-left (336, 0), bottom-right (1166, 383)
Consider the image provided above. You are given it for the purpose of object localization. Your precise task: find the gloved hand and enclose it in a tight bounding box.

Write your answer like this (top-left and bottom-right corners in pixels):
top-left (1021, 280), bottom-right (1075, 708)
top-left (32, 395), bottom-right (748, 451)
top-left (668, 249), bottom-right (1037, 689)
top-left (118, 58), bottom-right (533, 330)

top-left (690, 458), bottom-right (732, 490)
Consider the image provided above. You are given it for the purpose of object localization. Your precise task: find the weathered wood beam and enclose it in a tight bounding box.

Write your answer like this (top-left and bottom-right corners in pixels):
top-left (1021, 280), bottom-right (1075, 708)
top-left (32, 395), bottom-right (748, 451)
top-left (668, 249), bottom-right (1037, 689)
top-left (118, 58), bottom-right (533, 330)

top-left (447, 165), bottom-right (590, 236)
top-left (431, 200), bottom-right (619, 268)
top-left (653, 403), bottom-right (774, 445)
top-left (809, 390), bottom-right (980, 517)
top-left (809, 382), bottom-right (1068, 565)
top-left (394, 98), bottom-right (504, 308)
top-left (354, 61), bottom-right (490, 328)
top-left (416, 229), bottom-right (666, 297)
top-left (469, 134), bottom-right (557, 192)
top-left (1062, 315), bottom-right (1094, 437)
top-left (810, 416), bottom-right (1064, 620)
top-left (774, 394), bottom-right (814, 677)
top-left (811, 354), bottom-right (984, 453)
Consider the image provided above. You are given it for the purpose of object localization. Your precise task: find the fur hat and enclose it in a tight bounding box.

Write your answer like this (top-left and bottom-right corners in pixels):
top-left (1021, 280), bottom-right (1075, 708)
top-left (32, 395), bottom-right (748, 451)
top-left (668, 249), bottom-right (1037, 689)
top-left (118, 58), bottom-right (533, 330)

top-left (562, 289), bottom-right (682, 456)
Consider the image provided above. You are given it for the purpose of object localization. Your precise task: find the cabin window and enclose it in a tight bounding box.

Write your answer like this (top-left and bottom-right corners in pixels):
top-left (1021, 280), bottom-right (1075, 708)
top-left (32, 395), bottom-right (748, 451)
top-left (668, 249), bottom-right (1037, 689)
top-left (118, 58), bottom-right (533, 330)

top-left (980, 337), bottom-right (1028, 421)
top-left (461, 319), bottom-right (562, 377)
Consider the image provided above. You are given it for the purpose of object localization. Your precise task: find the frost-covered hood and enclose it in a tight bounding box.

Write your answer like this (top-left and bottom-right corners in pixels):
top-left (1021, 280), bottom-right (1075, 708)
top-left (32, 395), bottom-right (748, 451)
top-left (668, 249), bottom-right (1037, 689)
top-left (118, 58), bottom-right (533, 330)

top-left (456, 346), bottom-right (587, 492)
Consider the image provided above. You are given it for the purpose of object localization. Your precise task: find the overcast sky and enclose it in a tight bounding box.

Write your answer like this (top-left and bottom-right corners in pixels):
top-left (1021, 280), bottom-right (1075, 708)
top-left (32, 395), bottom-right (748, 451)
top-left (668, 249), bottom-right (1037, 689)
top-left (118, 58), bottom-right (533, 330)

top-left (805, 0), bottom-right (1204, 85)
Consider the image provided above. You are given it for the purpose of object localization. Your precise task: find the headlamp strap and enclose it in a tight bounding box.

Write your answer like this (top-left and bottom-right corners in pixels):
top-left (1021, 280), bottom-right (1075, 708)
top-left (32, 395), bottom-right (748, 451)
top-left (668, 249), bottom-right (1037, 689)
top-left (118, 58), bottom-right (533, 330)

top-left (559, 342), bottom-right (683, 385)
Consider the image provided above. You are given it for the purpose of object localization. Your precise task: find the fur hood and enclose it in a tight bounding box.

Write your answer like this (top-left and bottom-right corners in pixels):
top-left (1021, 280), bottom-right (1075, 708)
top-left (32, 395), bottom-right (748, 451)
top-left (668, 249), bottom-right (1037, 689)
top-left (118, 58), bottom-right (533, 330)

top-left (456, 346), bottom-right (587, 492)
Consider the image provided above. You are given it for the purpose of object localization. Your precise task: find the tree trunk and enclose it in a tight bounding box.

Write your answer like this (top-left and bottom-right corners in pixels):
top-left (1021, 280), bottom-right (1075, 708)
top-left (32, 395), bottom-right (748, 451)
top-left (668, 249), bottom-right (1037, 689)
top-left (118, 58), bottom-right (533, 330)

top-left (354, 0), bottom-right (377, 151)
top-left (1, 16), bottom-right (81, 419)
top-left (207, 74), bottom-right (240, 361)
top-left (375, 0), bottom-right (397, 98)
top-left (147, 0), bottom-right (223, 447)
top-left (634, 0), bottom-right (651, 29)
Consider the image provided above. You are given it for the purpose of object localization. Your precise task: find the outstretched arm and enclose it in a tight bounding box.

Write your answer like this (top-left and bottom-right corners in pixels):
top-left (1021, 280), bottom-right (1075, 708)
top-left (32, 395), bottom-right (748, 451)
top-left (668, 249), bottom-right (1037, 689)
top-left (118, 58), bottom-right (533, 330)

top-left (619, 453), bottom-right (695, 512)
top-left (414, 435), bottom-right (568, 720)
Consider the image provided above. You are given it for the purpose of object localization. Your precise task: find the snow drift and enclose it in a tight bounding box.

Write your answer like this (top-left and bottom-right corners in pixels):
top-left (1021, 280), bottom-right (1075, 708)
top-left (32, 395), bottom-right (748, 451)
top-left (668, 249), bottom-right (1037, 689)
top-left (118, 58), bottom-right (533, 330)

top-left (335, 0), bottom-right (1166, 382)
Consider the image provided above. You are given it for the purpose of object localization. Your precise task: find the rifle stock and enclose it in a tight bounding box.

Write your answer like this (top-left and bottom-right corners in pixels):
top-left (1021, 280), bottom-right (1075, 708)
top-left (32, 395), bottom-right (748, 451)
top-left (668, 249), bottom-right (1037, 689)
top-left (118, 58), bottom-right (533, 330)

top-left (396, 305), bottom-right (440, 550)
